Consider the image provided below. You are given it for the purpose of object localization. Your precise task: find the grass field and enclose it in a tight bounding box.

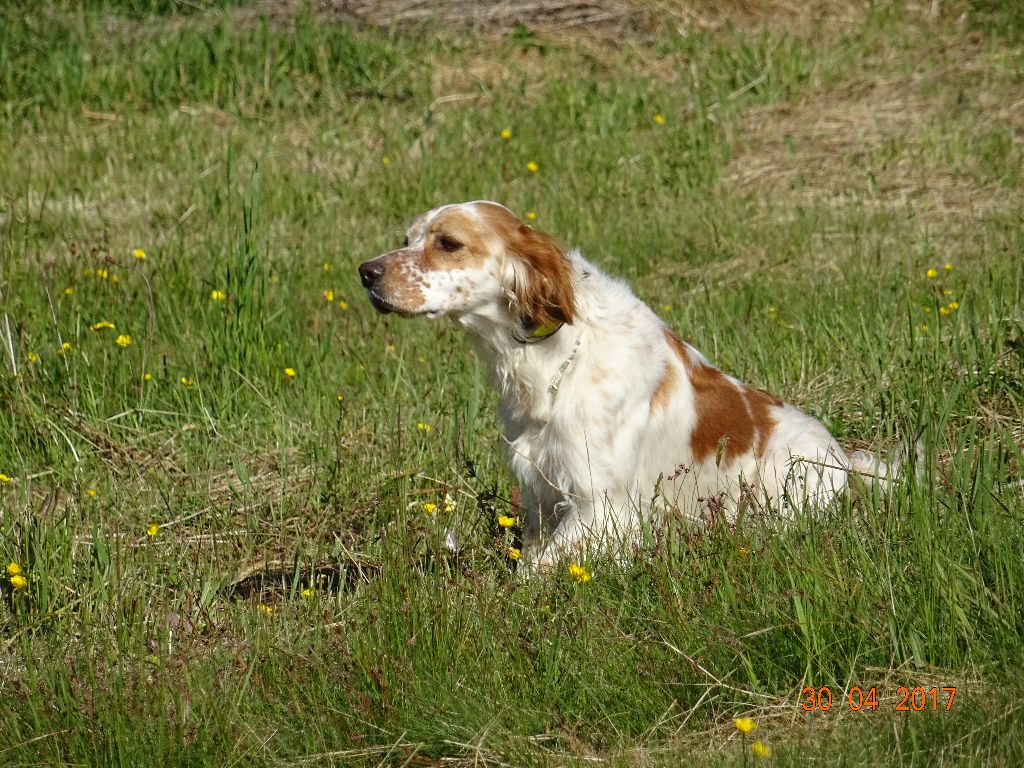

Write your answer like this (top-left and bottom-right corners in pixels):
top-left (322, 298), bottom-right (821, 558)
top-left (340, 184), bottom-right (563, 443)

top-left (1, 0), bottom-right (1023, 764)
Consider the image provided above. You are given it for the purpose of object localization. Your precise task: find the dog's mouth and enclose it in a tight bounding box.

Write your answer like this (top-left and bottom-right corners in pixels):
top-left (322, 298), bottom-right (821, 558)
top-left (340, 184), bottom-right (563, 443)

top-left (365, 290), bottom-right (396, 315)
top-left (365, 290), bottom-right (426, 318)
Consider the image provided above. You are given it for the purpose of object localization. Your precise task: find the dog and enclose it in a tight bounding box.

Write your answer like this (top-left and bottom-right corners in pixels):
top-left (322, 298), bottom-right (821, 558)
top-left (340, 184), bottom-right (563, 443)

top-left (359, 201), bottom-right (889, 567)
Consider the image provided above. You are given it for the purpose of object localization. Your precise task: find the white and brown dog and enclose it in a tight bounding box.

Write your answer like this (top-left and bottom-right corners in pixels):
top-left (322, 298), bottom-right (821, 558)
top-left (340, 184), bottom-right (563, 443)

top-left (359, 201), bottom-right (888, 567)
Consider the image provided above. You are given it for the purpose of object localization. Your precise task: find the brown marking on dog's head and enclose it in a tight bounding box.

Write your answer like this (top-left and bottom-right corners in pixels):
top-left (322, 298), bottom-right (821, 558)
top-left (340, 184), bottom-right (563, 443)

top-left (358, 248), bottom-right (429, 316)
top-left (360, 203), bottom-right (509, 317)
top-left (476, 203), bottom-right (577, 328)
top-left (421, 207), bottom-right (495, 272)
top-left (361, 201), bottom-right (577, 324)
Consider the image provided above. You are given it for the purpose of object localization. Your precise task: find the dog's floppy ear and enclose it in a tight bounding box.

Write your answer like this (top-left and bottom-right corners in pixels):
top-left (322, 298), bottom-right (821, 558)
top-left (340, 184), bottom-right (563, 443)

top-left (505, 222), bottom-right (577, 328)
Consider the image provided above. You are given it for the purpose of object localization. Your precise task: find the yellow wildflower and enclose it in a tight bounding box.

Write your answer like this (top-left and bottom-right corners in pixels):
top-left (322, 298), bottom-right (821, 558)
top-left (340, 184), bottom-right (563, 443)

top-left (943, 288), bottom-right (953, 296)
top-left (322, 262), bottom-right (333, 273)
top-left (87, 488), bottom-right (97, 498)
top-left (337, 299), bottom-right (349, 310)
top-left (921, 306), bottom-right (931, 313)
top-left (64, 287), bottom-right (74, 296)
top-left (526, 211), bottom-right (537, 221)
top-left (301, 587), bottom-right (315, 598)
top-left (61, 342), bottom-right (72, 353)
top-left (526, 161), bottom-right (539, 173)
top-left (948, 301), bottom-right (959, 310)
top-left (143, 372), bottom-right (152, 381)
top-left (27, 352), bottom-right (39, 363)
top-left (751, 741), bottom-right (771, 758)
top-left (6, 563), bottom-right (21, 575)
top-left (738, 546), bottom-right (750, 558)
top-left (568, 563), bottom-right (591, 583)
top-left (322, 289), bottom-right (335, 302)
top-left (654, 113), bottom-right (666, 125)
top-left (382, 156), bottom-right (390, 165)
top-left (336, 393), bottom-right (344, 401)
top-left (944, 263), bottom-right (953, 271)
top-left (920, 324), bottom-right (929, 333)
top-left (210, 289), bottom-right (226, 301)
top-left (133, 248), bottom-right (147, 260)
top-left (507, 547), bottom-right (522, 560)
top-left (284, 367), bottom-right (296, 378)
top-left (115, 334), bottom-right (132, 348)
top-left (258, 604), bottom-right (273, 615)
top-left (443, 493), bottom-right (456, 513)
top-left (0, 474), bottom-right (12, 484)
top-left (423, 502), bottom-right (437, 514)
top-left (939, 306), bottom-right (950, 316)
top-left (91, 321), bottom-right (115, 331)
top-left (497, 515), bottom-right (516, 528)
top-left (180, 376), bottom-right (195, 387)
top-left (416, 422), bottom-right (432, 432)
top-left (501, 128), bottom-right (512, 140)
top-left (926, 268), bottom-right (938, 278)
top-left (734, 717), bottom-right (757, 734)
top-left (146, 523), bottom-right (160, 536)
top-left (96, 268), bottom-right (109, 280)
top-left (10, 574), bottom-right (27, 590)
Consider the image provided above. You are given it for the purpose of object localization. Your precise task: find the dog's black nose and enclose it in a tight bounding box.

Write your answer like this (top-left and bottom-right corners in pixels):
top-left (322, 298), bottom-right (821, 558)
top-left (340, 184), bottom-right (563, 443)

top-left (358, 260), bottom-right (385, 288)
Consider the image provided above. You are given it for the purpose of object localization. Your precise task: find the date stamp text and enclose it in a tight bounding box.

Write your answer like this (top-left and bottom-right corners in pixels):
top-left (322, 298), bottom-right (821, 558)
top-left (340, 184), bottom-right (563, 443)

top-left (800, 686), bottom-right (957, 712)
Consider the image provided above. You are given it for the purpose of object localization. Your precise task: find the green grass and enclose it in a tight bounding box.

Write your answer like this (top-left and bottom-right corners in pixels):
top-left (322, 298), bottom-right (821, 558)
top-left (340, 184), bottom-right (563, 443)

top-left (1, 1), bottom-right (1023, 764)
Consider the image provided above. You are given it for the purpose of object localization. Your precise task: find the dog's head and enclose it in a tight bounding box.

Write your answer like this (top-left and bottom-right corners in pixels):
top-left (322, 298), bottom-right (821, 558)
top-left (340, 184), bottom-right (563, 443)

top-left (358, 202), bottom-right (576, 333)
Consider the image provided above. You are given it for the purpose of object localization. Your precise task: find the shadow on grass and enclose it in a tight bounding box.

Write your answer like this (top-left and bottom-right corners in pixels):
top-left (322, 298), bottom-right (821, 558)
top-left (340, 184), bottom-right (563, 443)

top-left (223, 549), bottom-right (480, 602)
top-left (225, 560), bottom-right (381, 601)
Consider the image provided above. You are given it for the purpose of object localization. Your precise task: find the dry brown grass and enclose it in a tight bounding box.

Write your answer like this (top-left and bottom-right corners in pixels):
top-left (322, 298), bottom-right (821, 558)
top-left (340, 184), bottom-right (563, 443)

top-left (722, 30), bottom-right (1024, 233)
top-left (328, 0), bottom-right (866, 35)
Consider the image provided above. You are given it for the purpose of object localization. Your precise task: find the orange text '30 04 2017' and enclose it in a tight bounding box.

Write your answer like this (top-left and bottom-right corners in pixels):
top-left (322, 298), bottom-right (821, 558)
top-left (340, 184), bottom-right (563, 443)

top-left (800, 686), bottom-right (957, 712)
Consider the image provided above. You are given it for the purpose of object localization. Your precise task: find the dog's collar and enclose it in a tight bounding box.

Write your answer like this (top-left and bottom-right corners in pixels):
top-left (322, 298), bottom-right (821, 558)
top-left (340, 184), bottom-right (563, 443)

top-left (548, 332), bottom-right (582, 393)
top-left (512, 317), bottom-right (564, 344)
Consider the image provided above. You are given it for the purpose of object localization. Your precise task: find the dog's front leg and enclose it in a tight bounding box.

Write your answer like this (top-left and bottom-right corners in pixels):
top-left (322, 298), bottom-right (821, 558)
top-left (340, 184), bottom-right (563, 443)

top-left (524, 498), bottom-right (585, 570)
top-left (518, 496), bottom-right (593, 574)
top-left (527, 492), bottom-right (637, 570)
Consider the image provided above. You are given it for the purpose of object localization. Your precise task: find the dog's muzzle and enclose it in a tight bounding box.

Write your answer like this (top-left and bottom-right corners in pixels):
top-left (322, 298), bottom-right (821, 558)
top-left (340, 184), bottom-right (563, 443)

top-left (358, 260), bottom-right (394, 314)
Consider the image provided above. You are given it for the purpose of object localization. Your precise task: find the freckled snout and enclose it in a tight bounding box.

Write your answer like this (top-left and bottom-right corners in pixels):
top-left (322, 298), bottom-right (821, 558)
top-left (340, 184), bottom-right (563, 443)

top-left (358, 258), bottom-right (397, 315)
top-left (358, 260), bottom-right (385, 288)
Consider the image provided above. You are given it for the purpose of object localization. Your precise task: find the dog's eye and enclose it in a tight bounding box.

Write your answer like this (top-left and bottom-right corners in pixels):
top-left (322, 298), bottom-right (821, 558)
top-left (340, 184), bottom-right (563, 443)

top-left (402, 235), bottom-right (409, 247)
top-left (437, 236), bottom-right (463, 253)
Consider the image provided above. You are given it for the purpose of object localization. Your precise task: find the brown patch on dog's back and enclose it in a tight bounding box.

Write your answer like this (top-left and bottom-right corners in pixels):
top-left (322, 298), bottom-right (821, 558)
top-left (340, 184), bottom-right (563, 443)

top-left (688, 362), bottom-right (754, 463)
top-left (745, 386), bottom-right (782, 457)
top-left (663, 328), bottom-right (780, 463)
top-left (664, 329), bottom-right (690, 363)
top-left (650, 361), bottom-right (678, 413)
